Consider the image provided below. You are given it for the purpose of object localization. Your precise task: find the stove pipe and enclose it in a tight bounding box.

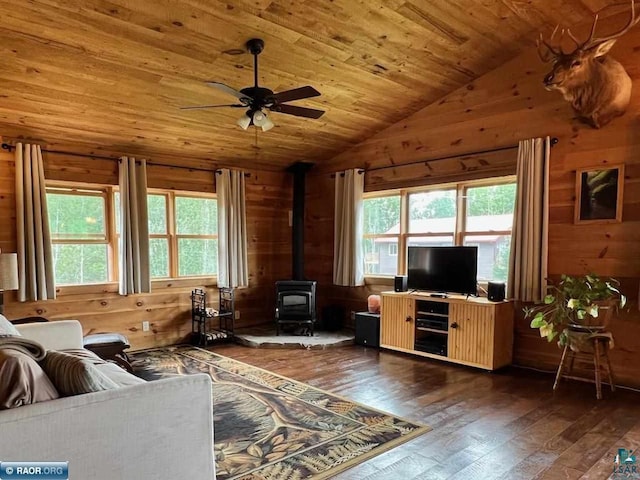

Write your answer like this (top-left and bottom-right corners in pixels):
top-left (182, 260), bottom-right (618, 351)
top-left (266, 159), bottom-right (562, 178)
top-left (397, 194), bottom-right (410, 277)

top-left (287, 162), bottom-right (314, 281)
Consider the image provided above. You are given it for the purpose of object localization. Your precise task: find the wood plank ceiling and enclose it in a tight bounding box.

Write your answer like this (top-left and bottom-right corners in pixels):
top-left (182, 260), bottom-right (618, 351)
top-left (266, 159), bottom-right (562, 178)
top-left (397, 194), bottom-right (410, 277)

top-left (0, 0), bottom-right (607, 171)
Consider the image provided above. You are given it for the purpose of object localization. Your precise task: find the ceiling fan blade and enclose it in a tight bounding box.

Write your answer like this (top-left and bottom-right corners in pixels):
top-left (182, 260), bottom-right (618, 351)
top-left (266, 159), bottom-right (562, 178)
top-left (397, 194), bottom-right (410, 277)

top-left (180, 104), bottom-right (245, 110)
top-left (270, 86), bottom-right (321, 104)
top-left (271, 104), bottom-right (325, 119)
top-left (206, 82), bottom-right (253, 103)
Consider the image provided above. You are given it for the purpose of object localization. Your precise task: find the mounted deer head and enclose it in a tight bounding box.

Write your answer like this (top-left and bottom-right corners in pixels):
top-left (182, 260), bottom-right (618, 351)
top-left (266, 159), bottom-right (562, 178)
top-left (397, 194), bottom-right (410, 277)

top-left (538, 0), bottom-right (640, 128)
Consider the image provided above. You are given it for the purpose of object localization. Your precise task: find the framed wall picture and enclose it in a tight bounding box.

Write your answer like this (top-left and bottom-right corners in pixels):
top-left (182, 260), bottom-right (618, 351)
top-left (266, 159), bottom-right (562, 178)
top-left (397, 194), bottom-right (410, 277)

top-left (575, 165), bottom-right (624, 223)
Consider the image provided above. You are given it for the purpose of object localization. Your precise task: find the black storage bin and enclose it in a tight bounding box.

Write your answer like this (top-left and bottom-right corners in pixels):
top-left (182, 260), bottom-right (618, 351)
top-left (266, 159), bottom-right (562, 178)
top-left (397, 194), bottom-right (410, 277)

top-left (322, 305), bottom-right (345, 331)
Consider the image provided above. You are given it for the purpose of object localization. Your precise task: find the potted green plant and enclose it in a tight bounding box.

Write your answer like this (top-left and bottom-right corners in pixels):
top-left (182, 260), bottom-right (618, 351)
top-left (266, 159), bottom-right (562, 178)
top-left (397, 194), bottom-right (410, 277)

top-left (525, 274), bottom-right (626, 346)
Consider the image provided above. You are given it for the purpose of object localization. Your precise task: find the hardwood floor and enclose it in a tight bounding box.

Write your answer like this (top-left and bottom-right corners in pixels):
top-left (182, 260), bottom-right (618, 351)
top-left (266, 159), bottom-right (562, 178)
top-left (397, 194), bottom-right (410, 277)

top-left (212, 343), bottom-right (640, 480)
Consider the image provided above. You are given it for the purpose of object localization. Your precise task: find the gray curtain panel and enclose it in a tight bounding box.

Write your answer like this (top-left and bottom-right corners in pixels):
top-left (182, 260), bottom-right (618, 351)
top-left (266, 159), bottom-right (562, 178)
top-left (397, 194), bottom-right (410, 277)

top-left (507, 137), bottom-right (550, 302)
top-left (118, 157), bottom-right (150, 295)
top-left (216, 169), bottom-right (248, 288)
top-left (14, 143), bottom-right (55, 301)
top-left (333, 169), bottom-right (364, 287)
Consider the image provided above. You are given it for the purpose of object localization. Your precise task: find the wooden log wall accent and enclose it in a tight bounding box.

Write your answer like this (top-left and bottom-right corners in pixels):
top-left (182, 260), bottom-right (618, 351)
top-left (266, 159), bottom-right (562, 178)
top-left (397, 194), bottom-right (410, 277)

top-left (43, 151), bottom-right (216, 193)
top-left (364, 147), bottom-right (517, 192)
top-left (0, 139), bottom-right (291, 349)
top-left (307, 13), bottom-right (640, 388)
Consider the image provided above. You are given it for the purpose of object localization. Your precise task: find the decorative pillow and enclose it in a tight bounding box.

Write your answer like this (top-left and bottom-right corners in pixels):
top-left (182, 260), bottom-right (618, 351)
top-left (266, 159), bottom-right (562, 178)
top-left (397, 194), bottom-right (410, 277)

top-left (0, 349), bottom-right (59, 409)
top-left (40, 350), bottom-right (119, 397)
top-left (0, 314), bottom-right (21, 336)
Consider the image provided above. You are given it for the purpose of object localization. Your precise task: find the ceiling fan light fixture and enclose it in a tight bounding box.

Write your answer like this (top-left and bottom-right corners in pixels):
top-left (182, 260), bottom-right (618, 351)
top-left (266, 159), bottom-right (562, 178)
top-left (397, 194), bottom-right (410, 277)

top-left (184, 39), bottom-right (325, 126)
top-left (237, 112), bottom-right (251, 130)
top-left (252, 110), bottom-right (268, 127)
top-left (261, 115), bottom-right (275, 132)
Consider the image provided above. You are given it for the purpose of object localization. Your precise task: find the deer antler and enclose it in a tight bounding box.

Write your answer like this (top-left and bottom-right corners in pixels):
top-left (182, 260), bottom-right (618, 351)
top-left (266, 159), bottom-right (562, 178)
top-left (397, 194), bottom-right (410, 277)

top-left (566, 0), bottom-right (640, 51)
top-left (537, 25), bottom-right (563, 62)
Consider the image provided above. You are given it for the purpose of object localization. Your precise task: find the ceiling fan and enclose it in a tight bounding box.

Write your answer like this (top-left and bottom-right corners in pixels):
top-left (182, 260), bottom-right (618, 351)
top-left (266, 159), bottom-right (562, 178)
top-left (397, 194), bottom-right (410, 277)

top-left (181, 38), bottom-right (325, 131)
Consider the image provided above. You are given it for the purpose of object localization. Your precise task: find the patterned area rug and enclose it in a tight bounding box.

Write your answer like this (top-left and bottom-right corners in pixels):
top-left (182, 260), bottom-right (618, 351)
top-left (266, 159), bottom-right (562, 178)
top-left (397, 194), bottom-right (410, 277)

top-left (130, 346), bottom-right (430, 480)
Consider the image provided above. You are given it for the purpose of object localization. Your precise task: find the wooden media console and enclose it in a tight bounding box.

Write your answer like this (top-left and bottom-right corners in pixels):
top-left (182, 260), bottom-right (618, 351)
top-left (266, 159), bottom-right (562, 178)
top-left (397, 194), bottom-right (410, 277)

top-left (380, 291), bottom-right (514, 370)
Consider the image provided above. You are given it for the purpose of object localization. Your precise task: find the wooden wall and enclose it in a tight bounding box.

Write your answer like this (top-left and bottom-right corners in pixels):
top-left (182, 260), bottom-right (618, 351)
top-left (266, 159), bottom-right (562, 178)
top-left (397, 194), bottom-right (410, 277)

top-left (0, 139), bottom-right (291, 349)
top-left (308, 14), bottom-right (640, 387)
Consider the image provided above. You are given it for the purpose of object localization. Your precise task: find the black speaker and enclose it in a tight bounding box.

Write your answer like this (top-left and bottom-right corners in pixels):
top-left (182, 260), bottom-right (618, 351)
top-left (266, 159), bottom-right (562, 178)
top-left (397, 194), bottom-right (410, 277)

top-left (487, 281), bottom-right (506, 302)
top-left (355, 312), bottom-right (380, 347)
top-left (394, 275), bottom-right (408, 292)
top-left (321, 305), bottom-right (345, 332)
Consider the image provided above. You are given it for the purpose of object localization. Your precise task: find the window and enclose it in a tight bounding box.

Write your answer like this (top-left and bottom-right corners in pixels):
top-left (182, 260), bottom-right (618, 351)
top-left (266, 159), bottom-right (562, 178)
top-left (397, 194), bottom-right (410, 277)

top-left (116, 191), bottom-right (217, 279)
top-left (408, 189), bottom-right (456, 248)
top-left (147, 194), bottom-right (170, 278)
top-left (363, 195), bottom-right (400, 275)
top-left (363, 178), bottom-right (516, 282)
top-left (462, 183), bottom-right (516, 282)
top-left (48, 184), bottom-right (217, 286)
top-left (47, 187), bottom-right (112, 285)
top-left (175, 195), bottom-right (218, 277)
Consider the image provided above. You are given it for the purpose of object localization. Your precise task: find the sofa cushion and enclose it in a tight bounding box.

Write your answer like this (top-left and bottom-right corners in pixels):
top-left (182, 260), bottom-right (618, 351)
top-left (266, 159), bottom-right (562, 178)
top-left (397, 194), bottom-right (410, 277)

top-left (96, 362), bottom-right (146, 387)
top-left (60, 349), bottom-right (145, 387)
top-left (41, 350), bottom-right (119, 397)
top-left (0, 349), bottom-right (60, 409)
top-left (0, 315), bottom-right (21, 336)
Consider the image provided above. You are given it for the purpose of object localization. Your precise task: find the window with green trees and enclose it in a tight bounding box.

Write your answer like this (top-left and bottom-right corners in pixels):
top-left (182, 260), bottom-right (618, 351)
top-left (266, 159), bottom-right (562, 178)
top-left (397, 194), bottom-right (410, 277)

top-left (463, 183), bottom-right (516, 282)
top-left (175, 196), bottom-right (217, 277)
top-left (115, 191), bottom-right (217, 279)
top-left (48, 187), bottom-right (110, 285)
top-left (363, 177), bottom-right (516, 283)
top-left (363, 195), bottom-right (400, 275)
top-left (47, 185), bottom-right (217, 286)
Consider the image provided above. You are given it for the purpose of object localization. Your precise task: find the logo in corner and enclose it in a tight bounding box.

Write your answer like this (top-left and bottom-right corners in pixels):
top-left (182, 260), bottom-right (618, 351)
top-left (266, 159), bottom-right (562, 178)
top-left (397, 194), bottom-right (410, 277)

top-left (614, 449), bottom-right (639, 478)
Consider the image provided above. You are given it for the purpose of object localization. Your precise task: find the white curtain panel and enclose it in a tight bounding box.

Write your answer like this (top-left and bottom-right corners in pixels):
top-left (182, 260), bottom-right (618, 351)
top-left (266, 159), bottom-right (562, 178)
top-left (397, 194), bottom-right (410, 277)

top-left (14, 143), bottom-right (56, 301)
top-left (216, 169), bottom-right (248, 288)
top-left (507, 137), bottom-right (550, 302)
top-left (333, 169), bottom-right (364, 287)
top-left (118, 157), bottom-right (150, 295)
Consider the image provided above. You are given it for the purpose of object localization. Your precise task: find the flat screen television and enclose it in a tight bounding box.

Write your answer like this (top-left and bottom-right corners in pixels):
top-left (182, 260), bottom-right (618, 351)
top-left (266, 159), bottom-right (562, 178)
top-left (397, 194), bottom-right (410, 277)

top-left (407, 246), bottom-right (478, 295)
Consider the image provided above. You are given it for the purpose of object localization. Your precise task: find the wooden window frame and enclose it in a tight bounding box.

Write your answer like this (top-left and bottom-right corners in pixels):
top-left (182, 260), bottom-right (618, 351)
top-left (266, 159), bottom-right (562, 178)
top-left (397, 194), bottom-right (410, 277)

top-left (46, 184), bottom-right (116, 286)
top-left (458, 178), bottom-right (516, 239)
top-left (46, 181), bottom-right (218, 292)
top-left (172, 191), bottom-right (218, 279)
top-left (116, 189), bottom-right (218, 279)
top-left (363, 190), bottom-right (402, 276)
top-left (363, 175), bottom-right (516, 278)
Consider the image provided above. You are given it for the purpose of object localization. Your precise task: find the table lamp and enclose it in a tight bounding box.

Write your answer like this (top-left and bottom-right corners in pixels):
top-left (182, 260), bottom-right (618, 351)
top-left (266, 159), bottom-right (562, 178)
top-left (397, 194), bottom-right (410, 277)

top-left (0, 249), bottom-right (19, 315)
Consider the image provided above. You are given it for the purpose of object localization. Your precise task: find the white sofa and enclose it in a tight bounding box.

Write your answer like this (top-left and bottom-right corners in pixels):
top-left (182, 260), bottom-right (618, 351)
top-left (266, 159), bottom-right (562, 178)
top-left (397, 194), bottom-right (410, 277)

top-left (0, 320), bottom-right (216, 480)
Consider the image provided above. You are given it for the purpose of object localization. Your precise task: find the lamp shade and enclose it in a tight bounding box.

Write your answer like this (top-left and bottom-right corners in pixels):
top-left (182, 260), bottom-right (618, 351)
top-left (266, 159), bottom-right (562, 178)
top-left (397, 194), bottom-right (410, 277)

top-left (237, 113), bottom-right (251, 130)
top-left (252, 110), bottom-right (267, 126)
top-left (260, 115), bottom-right (275, 132)
top-left (0, 253), bottom-right (18, 291)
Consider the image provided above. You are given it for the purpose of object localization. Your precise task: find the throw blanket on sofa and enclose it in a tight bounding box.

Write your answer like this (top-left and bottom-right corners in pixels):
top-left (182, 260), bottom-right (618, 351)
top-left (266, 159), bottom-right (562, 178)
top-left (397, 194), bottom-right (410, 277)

top-left (0, 335), bottom-right (46, 361)
top-left (0, 335), bottom-right (59, 409)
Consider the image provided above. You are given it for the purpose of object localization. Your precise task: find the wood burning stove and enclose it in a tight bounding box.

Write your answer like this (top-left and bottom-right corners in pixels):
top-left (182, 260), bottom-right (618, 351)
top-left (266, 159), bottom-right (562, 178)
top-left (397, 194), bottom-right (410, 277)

top-left (275, 281), bottom-right (317, 336)
top-left (275, 163), bottom-right (318, 336)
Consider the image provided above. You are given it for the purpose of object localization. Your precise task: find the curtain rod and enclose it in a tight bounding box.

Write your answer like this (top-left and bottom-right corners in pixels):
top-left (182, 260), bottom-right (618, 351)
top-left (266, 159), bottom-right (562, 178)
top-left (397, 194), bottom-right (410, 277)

top-left (331, 137), bottom-right (559, 176)
top-left (0, 142), bottom-right (249, 176)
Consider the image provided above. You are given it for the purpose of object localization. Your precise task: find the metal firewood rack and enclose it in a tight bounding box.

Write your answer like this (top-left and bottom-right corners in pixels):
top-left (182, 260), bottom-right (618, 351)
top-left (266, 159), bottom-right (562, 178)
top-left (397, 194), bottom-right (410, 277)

top-left (191, 287), bottom-right (235, 346)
